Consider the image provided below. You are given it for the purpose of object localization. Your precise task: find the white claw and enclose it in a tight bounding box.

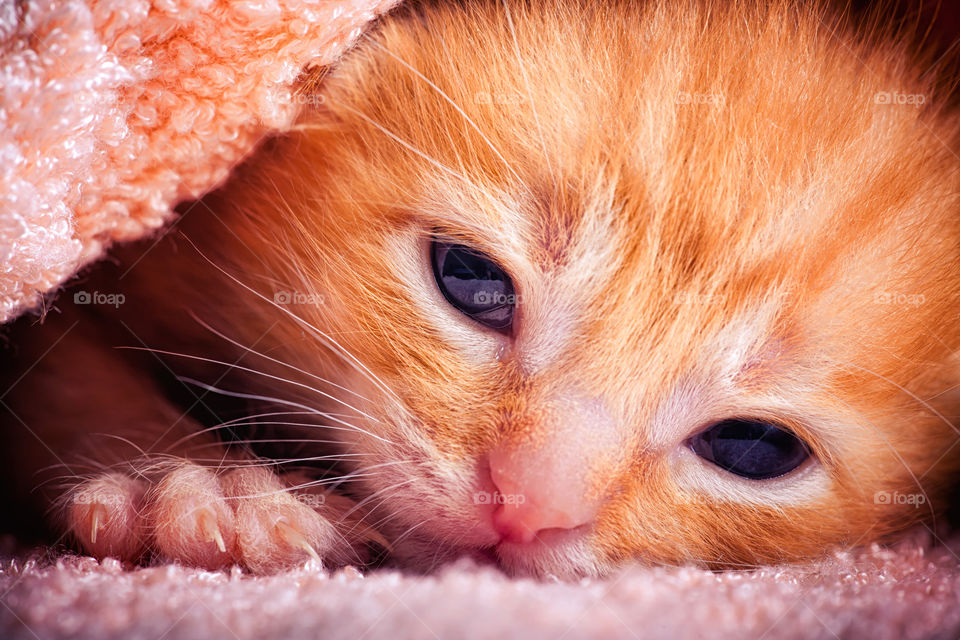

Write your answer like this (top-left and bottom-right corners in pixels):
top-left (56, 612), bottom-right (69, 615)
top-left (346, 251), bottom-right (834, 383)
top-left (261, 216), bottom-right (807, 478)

top-left (198, 511), bottom-right (227, 553)
top-left (89, 503), bottom-right (107, 545)
top-left (276, 519), bottom-right (321, 563)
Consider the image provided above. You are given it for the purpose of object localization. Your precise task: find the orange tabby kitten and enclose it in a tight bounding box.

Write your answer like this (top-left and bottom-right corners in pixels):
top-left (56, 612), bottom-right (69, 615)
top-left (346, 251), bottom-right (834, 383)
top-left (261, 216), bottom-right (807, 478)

top-left (2, 0), bottom-right (960, 579)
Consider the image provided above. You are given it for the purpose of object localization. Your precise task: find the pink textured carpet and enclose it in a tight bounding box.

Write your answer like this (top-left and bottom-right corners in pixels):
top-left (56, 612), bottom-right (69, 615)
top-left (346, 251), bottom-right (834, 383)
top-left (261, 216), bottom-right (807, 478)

top-left (2, 529), bottom-right (960, 639)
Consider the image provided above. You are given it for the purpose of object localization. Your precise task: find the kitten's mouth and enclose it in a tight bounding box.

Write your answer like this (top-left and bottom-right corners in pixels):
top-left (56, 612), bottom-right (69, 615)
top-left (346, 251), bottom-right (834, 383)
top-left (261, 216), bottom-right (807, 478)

top-left (464, 527), bottom-right (593, 578)
top-left (469, 524), bottom-right (593, 575)
top-left (496, 523), bottom-right (589, 548)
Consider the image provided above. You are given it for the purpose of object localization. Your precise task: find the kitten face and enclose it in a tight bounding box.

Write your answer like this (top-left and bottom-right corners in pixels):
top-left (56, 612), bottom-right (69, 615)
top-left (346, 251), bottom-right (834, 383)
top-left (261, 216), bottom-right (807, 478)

top-left (203, 0), bottom-right (960, 577)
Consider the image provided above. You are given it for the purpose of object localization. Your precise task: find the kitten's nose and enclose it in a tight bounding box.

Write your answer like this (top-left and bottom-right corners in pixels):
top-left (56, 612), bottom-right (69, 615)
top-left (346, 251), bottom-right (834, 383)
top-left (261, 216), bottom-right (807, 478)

top-left (487, 394), bottom-right (620, 544)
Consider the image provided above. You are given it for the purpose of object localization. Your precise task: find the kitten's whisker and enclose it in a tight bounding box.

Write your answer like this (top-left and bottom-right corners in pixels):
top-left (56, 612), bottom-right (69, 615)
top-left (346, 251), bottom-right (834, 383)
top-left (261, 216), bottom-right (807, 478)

top-left (291, 460), bottom-right (414, 492)
top-left (221, 421), bottom-right (374, 431)
top-left (34, 470), bottom-right (107, 493)
top-left (322, 199), bottom-right (421, 208)
top-left (189, 314), bottom-right (373, 405)
top-left (923, 382), bottom-right (960, 403)
top-left (213, 410), bottom-right (355, 428)
top-left (821, 387), bottom-right (935, 523)
top-left (187, 438), bottom-right (345, 448)
top-left (325, 104), bottom-right (498, 203)
top-left (336, 478), bottom-right (418, 522)
top-left (500, 0), bottom-right (554, 177)
top-left (274, 473), bottom-right (382, 487)
top-left (85, 434), bottom-right (149, 459)
top-left (185, 453), bottom-right (373, 465)
top-left (168, 418), bottom-right (379, 451)
top-left (175, 377), bottom-right (397, 445)
top-left (181, 236), bottom-right (405, 406)
top-left (379, 517), bottom-right (434, 551)
top-left (119, 345), bottom-right (380, 425)
top-left (837, 361), bottom-right (960, 438)
top-left (368, 41), bottom-right (523, 184)
top-left (165, 410), bottom-right (373, 450)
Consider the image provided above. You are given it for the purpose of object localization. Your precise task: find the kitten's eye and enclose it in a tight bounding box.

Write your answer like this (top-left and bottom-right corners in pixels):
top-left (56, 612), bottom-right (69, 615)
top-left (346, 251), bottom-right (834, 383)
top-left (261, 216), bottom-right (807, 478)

top-left (431, 240), bottom-right (516, 332)
top-left (689, 419), bottom-right (810, 480)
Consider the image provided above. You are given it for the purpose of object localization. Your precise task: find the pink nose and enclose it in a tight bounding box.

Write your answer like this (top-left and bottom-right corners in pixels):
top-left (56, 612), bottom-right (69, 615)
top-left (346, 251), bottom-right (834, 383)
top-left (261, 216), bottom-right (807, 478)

top-left (487, 394), bottom-right (619, 544)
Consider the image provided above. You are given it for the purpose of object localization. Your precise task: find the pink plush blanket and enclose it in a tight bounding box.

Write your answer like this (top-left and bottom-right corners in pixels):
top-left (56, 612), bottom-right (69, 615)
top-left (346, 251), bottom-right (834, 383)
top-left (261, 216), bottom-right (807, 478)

top-left (0, 0), bottom-right (395, 322)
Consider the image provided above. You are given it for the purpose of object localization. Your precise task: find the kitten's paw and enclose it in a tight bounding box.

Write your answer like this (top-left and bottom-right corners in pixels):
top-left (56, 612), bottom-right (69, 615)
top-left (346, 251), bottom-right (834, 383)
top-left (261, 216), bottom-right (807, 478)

top-left (65, 463), bottom-right (381, 573)
top-left (66, 472), bottom-right (147, 561)
top-left (220, 467), bottom-right (361, 573)
top-left (147, 463), bottom-right (238, 569)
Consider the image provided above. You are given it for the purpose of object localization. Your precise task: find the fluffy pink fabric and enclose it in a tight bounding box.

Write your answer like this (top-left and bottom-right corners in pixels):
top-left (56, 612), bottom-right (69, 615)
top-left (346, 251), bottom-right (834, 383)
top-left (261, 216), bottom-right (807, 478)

top-left (0, 0), bottom-right (396, 322)
top-left (2, 530), bottom-right (959, 639)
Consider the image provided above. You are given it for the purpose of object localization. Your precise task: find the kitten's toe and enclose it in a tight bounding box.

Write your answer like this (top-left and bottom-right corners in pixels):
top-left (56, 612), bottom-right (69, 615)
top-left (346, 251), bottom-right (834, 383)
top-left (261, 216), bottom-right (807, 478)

top-left (147, 463), bottom-right (237, 569)
top-left (66, 472), bottom-right (146, 561)
top-left (220, 467), bottom-right (362, 573)
top-left (285, 472), bottom-right (392, 557)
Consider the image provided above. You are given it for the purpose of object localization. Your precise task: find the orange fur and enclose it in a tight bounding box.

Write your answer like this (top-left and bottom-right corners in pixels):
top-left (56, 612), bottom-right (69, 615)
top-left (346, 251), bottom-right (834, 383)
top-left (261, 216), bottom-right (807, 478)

top-left (3, 0), bottom-right (960, 578)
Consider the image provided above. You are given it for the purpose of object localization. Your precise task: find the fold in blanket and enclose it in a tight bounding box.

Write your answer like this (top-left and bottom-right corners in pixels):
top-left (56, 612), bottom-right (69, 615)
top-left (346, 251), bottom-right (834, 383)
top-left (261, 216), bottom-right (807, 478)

top-left (0, 0), bottom-right (396, 322)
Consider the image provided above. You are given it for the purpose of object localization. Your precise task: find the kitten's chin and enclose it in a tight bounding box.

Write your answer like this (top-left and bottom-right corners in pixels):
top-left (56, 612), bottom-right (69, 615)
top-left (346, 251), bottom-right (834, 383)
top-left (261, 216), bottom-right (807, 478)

top-left (492, 527), bottom-right (607, 579)
top-left (388, 524), bottom-right (605, 580)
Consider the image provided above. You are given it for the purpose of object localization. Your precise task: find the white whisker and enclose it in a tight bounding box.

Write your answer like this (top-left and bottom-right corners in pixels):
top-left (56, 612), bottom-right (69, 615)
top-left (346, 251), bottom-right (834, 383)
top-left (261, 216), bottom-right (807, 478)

top-left (501, 0), bottom-right (554, 177)
top-left (175, 377), bottom-right (397, 445)
top-left (838, 361), bottom-right (960, 438)
top-left (119, 345), bottom-right (380, 425)
top-left (337, 477), bottom-right (418, 523)
top-left (368, 41), bottom-right (523, 184)
top-left (190, 314), bottom-right (374, 405)
top-left (325, 104), bottom-right (499, 203)
top-left (180, 236), bottom-right (406, 406)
